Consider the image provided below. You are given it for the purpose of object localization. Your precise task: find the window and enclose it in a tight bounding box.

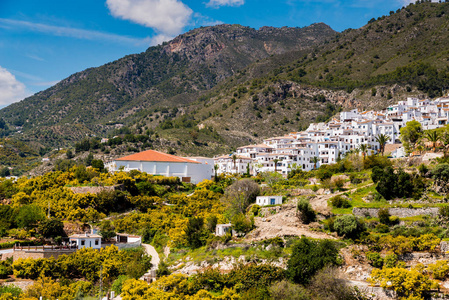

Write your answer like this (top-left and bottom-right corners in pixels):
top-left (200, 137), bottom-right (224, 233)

top-left (81, 240), bottom-right (85, 246)
top-left (95, 240), bottom-right (99, 245)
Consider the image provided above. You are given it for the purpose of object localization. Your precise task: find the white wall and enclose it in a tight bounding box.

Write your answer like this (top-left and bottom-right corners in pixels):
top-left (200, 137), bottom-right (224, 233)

top-left (113, 160), bottom-right (212, 184)
top-left (256, 196), bottom-right (283, 206)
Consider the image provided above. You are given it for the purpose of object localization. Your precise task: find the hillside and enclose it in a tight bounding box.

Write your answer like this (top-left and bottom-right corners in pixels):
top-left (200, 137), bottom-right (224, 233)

top-left (0, 23), bottom-right (336, 146)
top-left (4, 2), bottom-right (449, 160)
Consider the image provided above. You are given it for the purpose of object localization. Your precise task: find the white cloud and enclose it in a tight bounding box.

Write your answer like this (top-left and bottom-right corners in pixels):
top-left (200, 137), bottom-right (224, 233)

top-left (0, 18), bottom-right (151, 46)
top-left (206, 0), bottom-right (245, 8)
top-left (0, 67), bottom-right (30, 106)
top-left (150, 34), bottom-right (174, 46)
top-left (206, 0), bottom-right (244, 8)
top-left (106, 0), bottom-right (193, 36)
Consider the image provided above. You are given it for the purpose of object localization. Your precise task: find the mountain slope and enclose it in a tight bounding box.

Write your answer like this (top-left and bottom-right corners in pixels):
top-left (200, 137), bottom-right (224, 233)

top-left (5, 2), bottom-right (449, 159)
top-left (0, 24), bottom-right (336, 139)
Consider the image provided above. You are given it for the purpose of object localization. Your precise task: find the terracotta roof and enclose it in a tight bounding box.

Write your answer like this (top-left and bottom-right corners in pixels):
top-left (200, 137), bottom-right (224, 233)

top-left (116, 150), bottom-right (200, 164)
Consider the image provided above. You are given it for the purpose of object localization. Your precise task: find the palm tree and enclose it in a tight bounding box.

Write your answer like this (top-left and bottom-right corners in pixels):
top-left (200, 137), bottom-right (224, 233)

top-left (441, 132), bottom-right (449, 156)
top-left (375, 134), bottom-right (391, 156)
top-left (214, 164), bottom-right (219, 181)
top-left (424, 130), bottom-right (440, 152)
top-left (359, 144), bottom-right (369, 160)
top-left (312, 156), bottom-right (319, 170)
top-left (231, 154), bottom-right (237, 173)
top-left (273, 158), bottom-right (279, 173)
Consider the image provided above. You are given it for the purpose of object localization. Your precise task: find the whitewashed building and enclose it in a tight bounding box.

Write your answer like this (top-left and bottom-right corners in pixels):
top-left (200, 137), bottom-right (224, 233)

top-left (69, 233), bottom-right (102, 249)
top-left (107, 150), bottom-right (212, 184)
top-left (256, 196), bottom-right (283, 206)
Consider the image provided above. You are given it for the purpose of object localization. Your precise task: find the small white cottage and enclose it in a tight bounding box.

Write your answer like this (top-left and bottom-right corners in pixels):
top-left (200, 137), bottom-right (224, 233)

top-left (69, 233), bottom-right (102, 249)
top-left (215, 224), bottom-right (232, 236)
top-left (256, 196), bottom-right (283, 206)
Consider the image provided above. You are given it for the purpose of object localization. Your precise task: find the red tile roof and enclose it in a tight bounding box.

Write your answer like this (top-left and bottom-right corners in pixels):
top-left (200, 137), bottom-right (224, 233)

top-left (116, 150), bottom-right (200, 163)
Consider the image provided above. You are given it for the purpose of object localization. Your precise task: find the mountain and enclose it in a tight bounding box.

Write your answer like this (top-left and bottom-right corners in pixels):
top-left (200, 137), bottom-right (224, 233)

top-left (0, 23), bottom-right (336, 147)
top-left (4, 1), bottom-right (449, 159)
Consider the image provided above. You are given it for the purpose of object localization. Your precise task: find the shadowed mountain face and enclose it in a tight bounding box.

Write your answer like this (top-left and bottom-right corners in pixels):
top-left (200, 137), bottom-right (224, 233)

top-left (0, 23), bottom-right (336, 135)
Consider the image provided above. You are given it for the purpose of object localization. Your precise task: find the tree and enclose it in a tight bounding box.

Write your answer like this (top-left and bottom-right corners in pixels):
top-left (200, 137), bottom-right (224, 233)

top-left (231, 154), bottom-right (237, 173)
top-left (358, 144), bottom-right (369, 160)
top-left (432, 163), bottom-right (449, 192)
top-left (273, 158), bottom-right (280, 173)
top-left (400, 120), bottom-right (423, 153)
top-left (312, 156), bottom-right (319, 170)
top-left (375, 134), bottom-right (390, 156)
top-left (424, 130), bottom-right (440, 152)
top-left (66, 149), bottom-right (74, 159)
top-left (85, 153), bottom-right (94, 166)
top-left (38, 218), bottom-right (65, 239)
top-left (99, 220), bottom-right (116, 241)
top-left (286, 237), bottom-right (338, 284)
top-left (91, 159), bottom-right (105, 172)
top-left (15, 205), bottom-right (45, 229)
top-left (185, 217), bottom-right (207, 249)
top-left (213, 164), bottom-right (219, 181)
top-left (0, 167), bottom-right (10, 177)
top-left (441, 132), bottom-right (449, 155)
top-left (222, 179), bottom-right (259, 217)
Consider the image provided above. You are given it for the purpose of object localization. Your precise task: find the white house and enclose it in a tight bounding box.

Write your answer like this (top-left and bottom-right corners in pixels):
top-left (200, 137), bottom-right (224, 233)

top-left (214, 155), bottom-right (253, 175)
top-left (107, 150), bottom-right (212, 184)
top-left (69, 233), bottom-right (102, 249)
top-left (256, 196), bottom-right (283, 206)
top-left (215, 224), bottom-right (232, 236)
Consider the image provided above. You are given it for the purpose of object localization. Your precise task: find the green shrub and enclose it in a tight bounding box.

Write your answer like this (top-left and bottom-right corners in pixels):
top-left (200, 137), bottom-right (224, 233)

top-left (389, 216), bottom-right (400, 225)
top-left (440, 205), bottom-right (449, 218)
top-left (378, 208), bottom-right (391, 225)
top-left (417, 164), bottom-right (428, 177)
top-left (111, 275), bottom-right (130, 295)
top-left (376, 223), bottom-right (389, 233)
top-left (0, 285), bottom-right (22, 297)
top-left (286, 237), bottom-right (338, 284)
top-left (349, 173), bottom-right (362, 184)
top-left (333, 215), bottom-right (364, 239)
top-left (383, 254), bottom-right (398, 268)
top-left (232, 214), bottom-right (254, 234)
top-left (366, 252), bottom-right (383, 268)
top-left (251, 205), bottom-right (261, 217)
top-left (297, 199), bottom-right (316, 224)
top-left (330, 195), bottom-right (351, 208)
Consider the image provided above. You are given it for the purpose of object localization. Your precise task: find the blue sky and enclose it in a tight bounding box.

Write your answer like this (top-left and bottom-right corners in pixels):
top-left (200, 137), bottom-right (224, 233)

top-left (0, 0), bottom-right (414, 107)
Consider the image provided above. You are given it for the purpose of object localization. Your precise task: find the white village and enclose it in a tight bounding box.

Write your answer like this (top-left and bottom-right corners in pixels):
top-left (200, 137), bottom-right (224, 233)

top-left (215, 96), bottom-right (449, 175)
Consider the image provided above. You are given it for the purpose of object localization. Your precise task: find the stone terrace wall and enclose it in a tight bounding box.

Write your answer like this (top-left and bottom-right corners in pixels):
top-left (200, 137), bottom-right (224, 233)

top-left (353, 207), bottom-right (439, 218)
top-left (2, 249), bottom-right (76, 261)
top-left (68, 185), bottom-right (121, 194)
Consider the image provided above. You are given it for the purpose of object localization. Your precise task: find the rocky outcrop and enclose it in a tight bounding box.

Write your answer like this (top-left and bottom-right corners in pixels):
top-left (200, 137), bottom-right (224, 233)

top-left (352, 207), bottom-right (439, 218)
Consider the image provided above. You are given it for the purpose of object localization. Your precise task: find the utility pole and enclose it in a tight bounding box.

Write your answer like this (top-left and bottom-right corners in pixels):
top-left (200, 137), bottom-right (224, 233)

top-left (99, 265), bottom-right (103, 300)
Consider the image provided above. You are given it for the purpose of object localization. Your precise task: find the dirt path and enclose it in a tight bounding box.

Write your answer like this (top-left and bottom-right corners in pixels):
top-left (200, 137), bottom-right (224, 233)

top-left (246, 184), bottom-right (374, 242)
top-left (309, 183), bottom-right (374, 215)
top-left (245, 200), bottom-right (336, 242)
top-left (142, 243), bottom-right (160, 270)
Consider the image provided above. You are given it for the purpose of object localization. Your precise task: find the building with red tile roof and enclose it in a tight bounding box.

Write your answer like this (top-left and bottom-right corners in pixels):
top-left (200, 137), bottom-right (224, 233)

top-left (107, 150), bottom-right (212, 184)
